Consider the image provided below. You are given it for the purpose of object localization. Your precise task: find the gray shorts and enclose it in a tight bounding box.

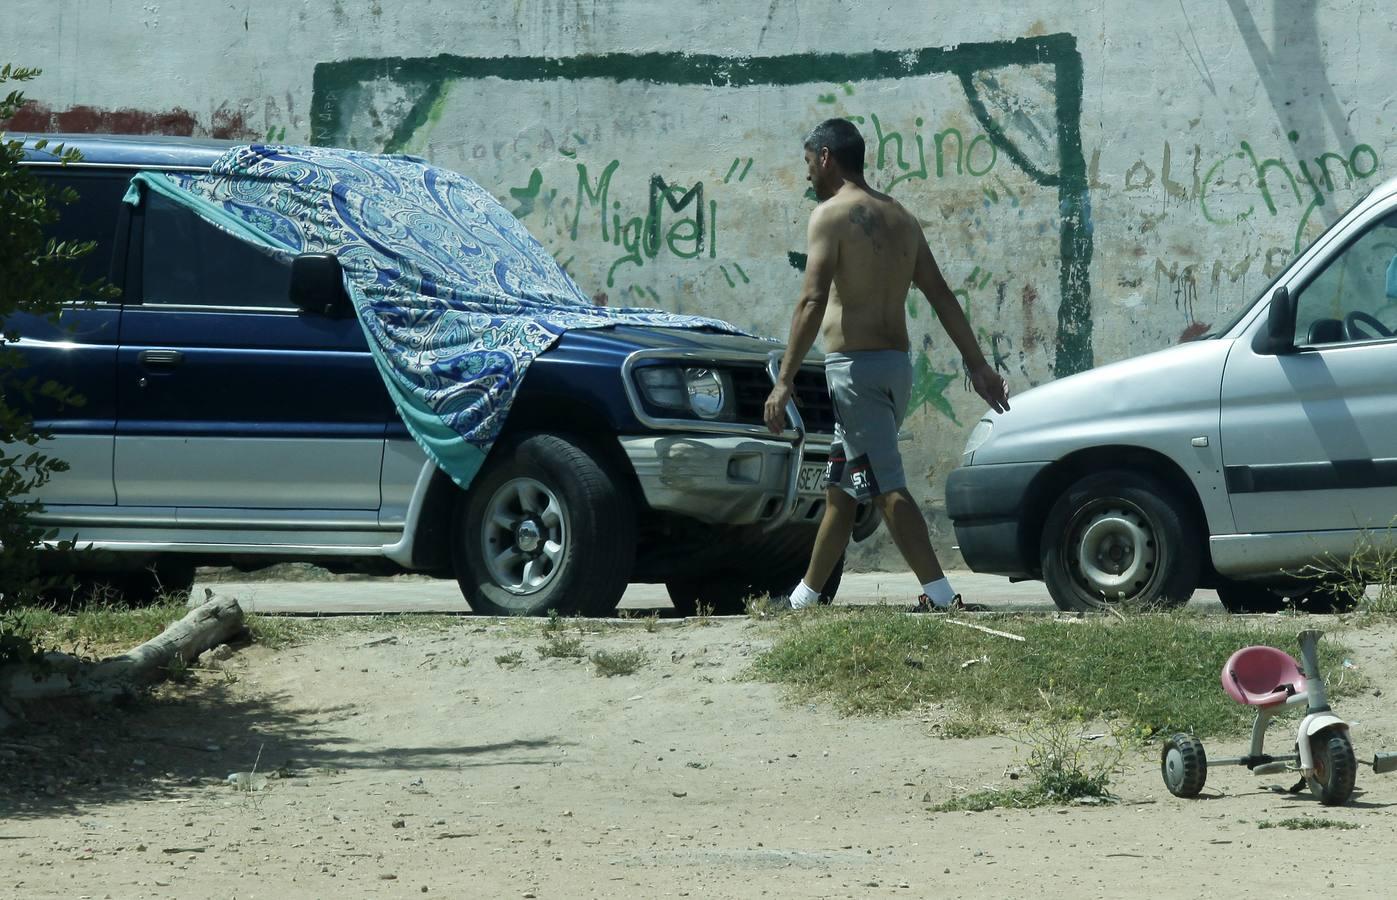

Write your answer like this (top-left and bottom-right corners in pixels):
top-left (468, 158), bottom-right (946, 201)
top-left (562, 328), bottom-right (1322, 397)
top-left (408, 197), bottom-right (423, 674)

top-left (821, 350), bottom-right (913, 501)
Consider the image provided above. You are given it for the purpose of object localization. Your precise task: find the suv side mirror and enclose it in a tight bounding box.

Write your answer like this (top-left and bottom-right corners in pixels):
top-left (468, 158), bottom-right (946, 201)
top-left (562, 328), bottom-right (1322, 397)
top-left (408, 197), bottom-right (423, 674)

top-left (290, 253), bottom-right (352, 318)
top-left (1252, 285), bottom-right (1297, 356)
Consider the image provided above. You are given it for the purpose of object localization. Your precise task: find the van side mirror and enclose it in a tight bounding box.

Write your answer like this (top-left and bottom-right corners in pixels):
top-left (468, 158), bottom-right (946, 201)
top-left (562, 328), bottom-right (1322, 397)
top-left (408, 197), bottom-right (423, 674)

top-left (290, 253), bottom-right (352, 318)
top-left (1252, 285), bottom-right (1297, 356)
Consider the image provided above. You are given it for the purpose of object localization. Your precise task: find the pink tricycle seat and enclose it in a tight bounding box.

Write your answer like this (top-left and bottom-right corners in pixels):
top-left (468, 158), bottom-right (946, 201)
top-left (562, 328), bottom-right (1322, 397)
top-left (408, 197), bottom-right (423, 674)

top-left (1222, 645), bottom-right (1307, 707)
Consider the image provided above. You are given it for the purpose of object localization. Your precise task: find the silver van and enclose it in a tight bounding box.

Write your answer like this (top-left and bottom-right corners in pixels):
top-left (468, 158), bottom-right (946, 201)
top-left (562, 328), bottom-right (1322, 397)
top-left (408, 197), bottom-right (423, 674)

top-left (948, 177), bottom-right (1397, 614)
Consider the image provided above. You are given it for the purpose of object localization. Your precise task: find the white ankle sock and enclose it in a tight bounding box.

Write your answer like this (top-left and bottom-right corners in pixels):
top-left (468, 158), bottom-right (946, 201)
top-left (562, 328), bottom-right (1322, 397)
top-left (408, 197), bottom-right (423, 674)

top-left (921, 577), bottom-right (956, 608)
top-left (789, 580), bottom-right (821, 610)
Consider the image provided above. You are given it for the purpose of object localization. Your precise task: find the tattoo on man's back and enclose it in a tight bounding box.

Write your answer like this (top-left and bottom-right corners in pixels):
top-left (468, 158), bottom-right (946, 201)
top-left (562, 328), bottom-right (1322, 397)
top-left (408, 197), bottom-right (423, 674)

top-left (849, 205), bottom-right (879, 239)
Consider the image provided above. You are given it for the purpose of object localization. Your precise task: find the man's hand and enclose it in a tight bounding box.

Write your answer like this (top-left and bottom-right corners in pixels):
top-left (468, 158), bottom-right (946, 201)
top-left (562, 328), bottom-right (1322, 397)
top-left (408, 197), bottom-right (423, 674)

top-left (968, 362), bottom-right (1011, 414)
top-left (764, 382), bottom-right (793, 435)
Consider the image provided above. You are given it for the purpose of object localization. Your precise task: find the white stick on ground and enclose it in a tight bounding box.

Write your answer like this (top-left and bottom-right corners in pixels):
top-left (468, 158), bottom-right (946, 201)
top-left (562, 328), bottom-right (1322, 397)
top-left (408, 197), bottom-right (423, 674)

top-left (943, 618), bottom-right (1026, 642)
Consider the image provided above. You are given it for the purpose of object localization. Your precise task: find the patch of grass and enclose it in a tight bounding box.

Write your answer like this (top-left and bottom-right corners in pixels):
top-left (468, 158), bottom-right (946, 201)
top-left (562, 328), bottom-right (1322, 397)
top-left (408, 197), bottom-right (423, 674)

top-left (494, 649), bottom-right (525, 668)
top-left (537, 635), bottom-right (586, 660)
top-left (1258, 817), bottom-right (1358, 831)
top-left (750, 608), bottom-right (1356, 737)
top-left (244, 613), bottom-right (307, 649)
top-left (1302, 529), bottom-right (1397, 617)
top-left (591, 648), bottom-right (648, 677)
top-left (10, 597), bottom-right (191, 657)
top-left (936, 721), bottom-right (1124, 812)
top-left (940, 708), bottom-right (1005, 739)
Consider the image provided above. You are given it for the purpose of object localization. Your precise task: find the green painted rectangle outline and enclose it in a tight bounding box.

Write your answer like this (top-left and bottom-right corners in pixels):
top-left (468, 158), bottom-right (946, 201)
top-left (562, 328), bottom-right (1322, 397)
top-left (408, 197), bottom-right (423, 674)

top-left (310, 34), bottom-right (1093, 375)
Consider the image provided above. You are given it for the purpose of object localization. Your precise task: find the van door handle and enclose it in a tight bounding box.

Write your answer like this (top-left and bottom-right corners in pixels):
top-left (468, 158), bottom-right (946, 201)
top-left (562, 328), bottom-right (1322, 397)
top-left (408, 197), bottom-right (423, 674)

top-left (137, 349), bottom-right (184, 369)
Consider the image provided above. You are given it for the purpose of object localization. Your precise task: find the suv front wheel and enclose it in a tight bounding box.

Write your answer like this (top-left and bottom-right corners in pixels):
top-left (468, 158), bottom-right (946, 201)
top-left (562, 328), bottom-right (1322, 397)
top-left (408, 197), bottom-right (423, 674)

top-left (453, 433), bottom-right (635, 617)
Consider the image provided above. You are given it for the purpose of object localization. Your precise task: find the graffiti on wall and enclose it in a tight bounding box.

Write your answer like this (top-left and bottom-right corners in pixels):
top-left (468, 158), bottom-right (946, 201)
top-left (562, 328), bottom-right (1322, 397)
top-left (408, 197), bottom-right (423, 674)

top-left (308, 34), bottom-right (1096, 424)
top-left (1094, 132), bottom-right (1385, 340)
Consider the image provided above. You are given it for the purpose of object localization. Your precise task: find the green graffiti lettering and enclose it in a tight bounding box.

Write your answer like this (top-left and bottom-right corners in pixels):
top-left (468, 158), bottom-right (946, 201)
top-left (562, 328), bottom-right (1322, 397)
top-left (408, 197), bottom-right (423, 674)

top-left (1351, 144), bottom-right (1379, 178)
top-left (648, 176), bottom-right (705, 259)
top-left (1240, 141), bottom-right (1302, 216)
top-left (965, 134), bottom-right (996, 177)
top-left (570, 159), bottom-right (620, 242)
top-left (1199, 152), bottom-right (1253, 224)
top-left (608, 216), bottom-right (645, 286)
top-left (933, 128), bottom-right (963, 177)
top-left (1313, 151), bottom-right (1353, 192)
top-left (870, 113), bottom-right (908, 171)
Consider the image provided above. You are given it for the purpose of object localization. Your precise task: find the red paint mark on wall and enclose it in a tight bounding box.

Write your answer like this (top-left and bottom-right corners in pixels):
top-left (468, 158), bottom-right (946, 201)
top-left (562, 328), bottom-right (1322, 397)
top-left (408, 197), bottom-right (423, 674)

top-left (1179, 321), bottom-right (1212, 342)
top-left (2, 102), bottom-right (258, 140)
top-left (1021, 284), bottom-right (1045, 351)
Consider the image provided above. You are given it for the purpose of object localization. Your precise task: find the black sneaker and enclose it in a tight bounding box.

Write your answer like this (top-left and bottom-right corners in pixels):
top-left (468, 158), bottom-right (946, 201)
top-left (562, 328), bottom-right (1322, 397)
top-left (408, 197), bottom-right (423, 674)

top-left (907, 594), bottom-right (989, 613)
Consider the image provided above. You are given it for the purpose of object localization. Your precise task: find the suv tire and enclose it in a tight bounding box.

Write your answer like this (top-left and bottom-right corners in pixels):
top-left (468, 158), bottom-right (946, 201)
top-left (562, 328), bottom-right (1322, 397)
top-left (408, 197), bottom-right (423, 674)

top-left (453, 433), bottom-right (634, 617)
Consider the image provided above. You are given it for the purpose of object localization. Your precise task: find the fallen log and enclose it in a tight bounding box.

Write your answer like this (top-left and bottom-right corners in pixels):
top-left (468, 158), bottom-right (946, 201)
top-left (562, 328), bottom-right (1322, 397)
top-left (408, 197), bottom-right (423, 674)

top-left (1, 594), bottom-right (245, 707)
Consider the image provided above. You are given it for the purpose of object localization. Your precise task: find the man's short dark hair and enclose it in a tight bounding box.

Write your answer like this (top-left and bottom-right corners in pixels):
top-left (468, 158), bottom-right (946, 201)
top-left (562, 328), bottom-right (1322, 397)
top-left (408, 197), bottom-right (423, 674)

top-left (803, 118), bottom-right (865, 173)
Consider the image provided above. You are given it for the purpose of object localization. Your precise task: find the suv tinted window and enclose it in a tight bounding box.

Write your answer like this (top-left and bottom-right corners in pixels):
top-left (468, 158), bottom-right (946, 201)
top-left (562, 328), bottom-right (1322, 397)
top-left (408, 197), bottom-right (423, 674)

top-left (141, 192), bottom-right (292, 308)
top-left (31, 169), bottom-right (129, 289)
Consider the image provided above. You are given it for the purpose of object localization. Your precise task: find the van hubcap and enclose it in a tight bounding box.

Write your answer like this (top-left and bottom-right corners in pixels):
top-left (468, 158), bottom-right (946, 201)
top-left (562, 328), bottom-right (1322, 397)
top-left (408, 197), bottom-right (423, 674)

top-left (482, 477), bottom-right (567, 595)
top-left (1072, 502), bottom-right (1157, 600)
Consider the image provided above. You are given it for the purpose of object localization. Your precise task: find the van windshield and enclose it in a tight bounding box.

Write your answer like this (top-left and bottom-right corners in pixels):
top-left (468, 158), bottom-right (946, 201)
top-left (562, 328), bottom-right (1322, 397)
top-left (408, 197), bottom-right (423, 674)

top-left (1206, 188), bottom-right (1376, 340)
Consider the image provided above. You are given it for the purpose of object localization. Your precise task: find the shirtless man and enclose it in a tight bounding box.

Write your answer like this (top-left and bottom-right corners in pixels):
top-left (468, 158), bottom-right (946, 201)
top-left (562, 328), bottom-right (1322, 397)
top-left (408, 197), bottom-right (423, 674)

top-left (763, 118), bottom-right (1011, 611)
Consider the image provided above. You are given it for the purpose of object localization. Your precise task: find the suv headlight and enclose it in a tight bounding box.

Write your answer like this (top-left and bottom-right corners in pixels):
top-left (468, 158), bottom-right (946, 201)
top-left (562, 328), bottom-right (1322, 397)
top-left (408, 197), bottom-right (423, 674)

top-left (637, 367), bottom-right (687, 409)
top-left (964, 418), bottom-right (993, 456)
top-left (635, 366), bottom-right (733, 421)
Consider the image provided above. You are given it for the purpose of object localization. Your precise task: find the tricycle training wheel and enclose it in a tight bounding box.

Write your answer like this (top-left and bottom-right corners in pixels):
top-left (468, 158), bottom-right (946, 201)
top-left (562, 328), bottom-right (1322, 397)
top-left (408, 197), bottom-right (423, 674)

top-left (1306, 729), bottom-right (1356, 806)
top-left (1161, 733), bottom-right (1208, 798)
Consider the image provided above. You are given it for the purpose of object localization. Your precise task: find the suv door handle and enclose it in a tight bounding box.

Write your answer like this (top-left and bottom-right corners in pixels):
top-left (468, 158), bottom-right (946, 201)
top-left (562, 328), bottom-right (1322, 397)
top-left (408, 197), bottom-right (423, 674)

top-left (137, 349), bottom-right (184, 369)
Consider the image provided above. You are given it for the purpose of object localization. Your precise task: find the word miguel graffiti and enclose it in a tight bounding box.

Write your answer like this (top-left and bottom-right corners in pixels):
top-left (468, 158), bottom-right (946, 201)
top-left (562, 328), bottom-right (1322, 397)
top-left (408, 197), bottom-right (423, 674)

top-left (509, 160), bottom-right (717, 287)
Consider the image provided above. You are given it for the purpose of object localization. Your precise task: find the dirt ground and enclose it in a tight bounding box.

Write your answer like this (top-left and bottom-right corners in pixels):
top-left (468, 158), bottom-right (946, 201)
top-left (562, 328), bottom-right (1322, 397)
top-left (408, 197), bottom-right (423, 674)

top-left (3, 611), bottom-right (1396, 900)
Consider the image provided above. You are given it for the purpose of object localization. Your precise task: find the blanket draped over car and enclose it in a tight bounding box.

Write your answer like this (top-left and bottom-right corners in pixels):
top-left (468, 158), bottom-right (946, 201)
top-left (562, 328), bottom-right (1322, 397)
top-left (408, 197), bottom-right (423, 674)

top-left (127, 144), bottom-right (746, 488)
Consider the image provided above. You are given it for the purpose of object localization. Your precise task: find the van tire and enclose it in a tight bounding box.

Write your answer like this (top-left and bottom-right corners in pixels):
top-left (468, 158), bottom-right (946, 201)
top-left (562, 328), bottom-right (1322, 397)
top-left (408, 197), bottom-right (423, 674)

top-left (453, 433), bottom-right (635, 617)
top-left (1041, 470), bottom-right (1199, 612)
top-left (1216, 581), bottom-right (1288, 614)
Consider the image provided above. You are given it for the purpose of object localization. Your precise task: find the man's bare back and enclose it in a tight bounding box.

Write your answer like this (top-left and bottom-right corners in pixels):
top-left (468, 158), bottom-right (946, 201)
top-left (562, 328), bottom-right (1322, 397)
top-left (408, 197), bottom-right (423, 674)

top-left (814, 185), bottom-right (922, 354)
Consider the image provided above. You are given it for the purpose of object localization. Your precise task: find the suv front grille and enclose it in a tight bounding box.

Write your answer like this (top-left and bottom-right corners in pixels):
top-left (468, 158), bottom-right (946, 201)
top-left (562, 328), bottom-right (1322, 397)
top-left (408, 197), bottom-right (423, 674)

top-left (730, 366), bottom-right (835, 435)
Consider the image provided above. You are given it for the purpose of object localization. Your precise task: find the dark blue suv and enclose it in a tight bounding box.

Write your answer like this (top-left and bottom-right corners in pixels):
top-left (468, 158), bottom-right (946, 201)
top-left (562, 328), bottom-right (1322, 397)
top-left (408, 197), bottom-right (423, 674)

top-left (13, 133), bottom-right (874, 615)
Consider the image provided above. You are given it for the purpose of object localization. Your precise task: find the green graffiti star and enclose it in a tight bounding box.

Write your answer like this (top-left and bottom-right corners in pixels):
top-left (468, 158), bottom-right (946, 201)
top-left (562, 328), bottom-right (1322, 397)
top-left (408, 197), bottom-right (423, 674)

top-left (509, 168), bottom-right (544, 218)
top-left (909, 353), bottom-right (960, 425)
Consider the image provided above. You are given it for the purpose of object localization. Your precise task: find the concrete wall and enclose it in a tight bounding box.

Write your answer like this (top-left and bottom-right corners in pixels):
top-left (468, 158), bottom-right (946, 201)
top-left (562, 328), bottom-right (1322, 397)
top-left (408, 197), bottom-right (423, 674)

top-left (7, 1), bottom-right (1391, 569)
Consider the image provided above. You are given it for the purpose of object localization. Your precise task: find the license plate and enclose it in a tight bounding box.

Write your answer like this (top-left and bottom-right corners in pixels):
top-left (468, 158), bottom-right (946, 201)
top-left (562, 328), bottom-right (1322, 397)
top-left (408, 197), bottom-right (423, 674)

top-left (797, 461), bottom-right (826, 494)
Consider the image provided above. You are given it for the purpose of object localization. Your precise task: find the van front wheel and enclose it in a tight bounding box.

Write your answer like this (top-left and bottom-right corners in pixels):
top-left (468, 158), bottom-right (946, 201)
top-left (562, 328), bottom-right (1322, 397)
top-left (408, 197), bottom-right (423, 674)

top-left (1041, 471), bottom-right (1199, 612)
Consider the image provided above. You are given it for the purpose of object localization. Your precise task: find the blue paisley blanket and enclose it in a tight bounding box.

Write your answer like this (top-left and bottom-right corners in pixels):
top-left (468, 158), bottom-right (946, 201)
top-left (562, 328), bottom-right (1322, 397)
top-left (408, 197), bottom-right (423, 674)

top-left (129, 145), bottom-right (743, 488)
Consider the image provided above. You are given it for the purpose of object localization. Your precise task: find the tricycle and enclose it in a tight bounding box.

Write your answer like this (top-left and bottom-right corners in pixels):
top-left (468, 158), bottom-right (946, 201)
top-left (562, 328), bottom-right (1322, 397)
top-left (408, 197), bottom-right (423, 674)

top-left (1161, 629), bottom-right (1397, 805)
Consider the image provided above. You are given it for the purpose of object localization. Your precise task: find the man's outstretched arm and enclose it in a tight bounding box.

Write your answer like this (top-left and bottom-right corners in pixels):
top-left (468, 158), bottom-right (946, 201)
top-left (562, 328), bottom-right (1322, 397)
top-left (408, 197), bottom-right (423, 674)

top-left (764, 208), bottom-right (837, 434)
top-left (912, 233), bottom-right (1011, 414)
